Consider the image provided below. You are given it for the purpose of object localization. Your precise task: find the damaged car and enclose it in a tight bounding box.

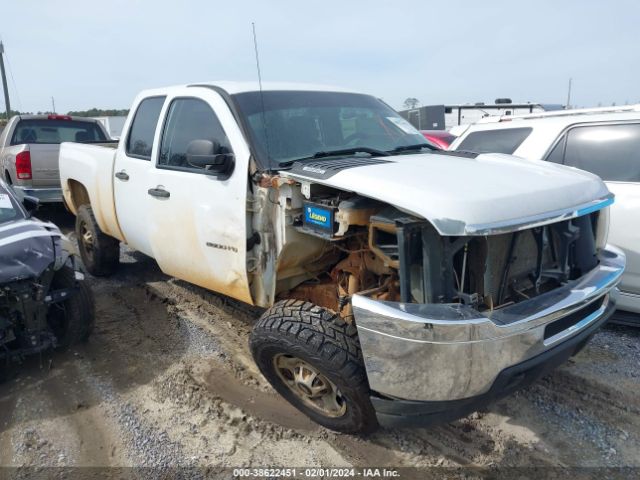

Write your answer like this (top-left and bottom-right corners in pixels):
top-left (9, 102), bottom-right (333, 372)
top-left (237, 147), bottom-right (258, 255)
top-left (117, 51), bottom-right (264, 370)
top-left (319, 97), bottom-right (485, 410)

top-left (59, 83), bottom-right (625, 433)
top-left (0, 179), bottom-right (94, 374)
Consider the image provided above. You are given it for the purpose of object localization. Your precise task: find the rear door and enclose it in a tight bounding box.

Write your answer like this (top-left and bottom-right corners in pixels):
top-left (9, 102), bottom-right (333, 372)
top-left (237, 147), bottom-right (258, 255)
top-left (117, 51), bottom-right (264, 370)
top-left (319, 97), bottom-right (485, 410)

top-left (547, 122), bottom-right (640, 300)
top-left (113, 96), bottom-right (166, 256)
top-left (146, 87), bottom-right (253, 304)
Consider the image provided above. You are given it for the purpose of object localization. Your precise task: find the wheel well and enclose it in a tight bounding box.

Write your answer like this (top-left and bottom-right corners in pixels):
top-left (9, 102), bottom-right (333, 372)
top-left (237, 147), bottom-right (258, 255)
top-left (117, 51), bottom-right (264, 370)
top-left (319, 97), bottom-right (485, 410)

top-left (67, 179), bottom-right (91, 211)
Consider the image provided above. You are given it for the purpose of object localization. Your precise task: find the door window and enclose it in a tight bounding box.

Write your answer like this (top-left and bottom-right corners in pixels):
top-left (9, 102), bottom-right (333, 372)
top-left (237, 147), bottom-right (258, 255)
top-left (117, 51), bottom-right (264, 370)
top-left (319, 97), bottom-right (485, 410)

top-left (126, 96), bottom-right (166, 160)
top-left (546, 135), bottom-right (566, 164)
top-left (158, 98), bottom-right (232, 171)
top-left (562, 124), bottom-right (640, 182)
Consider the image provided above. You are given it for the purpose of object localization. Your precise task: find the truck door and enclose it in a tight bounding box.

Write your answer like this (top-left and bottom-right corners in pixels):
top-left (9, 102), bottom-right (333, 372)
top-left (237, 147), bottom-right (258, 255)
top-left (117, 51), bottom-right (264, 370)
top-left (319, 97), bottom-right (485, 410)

top-left (113, 96), bottom-right (166, 256)
top-left (146, 88), bottom-right (253, 304)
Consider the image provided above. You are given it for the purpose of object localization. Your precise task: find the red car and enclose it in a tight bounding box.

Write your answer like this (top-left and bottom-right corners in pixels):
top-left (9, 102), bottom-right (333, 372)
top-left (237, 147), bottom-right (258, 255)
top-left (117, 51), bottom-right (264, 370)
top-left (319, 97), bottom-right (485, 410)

top-left (420, 130), bottom-right (456, 149)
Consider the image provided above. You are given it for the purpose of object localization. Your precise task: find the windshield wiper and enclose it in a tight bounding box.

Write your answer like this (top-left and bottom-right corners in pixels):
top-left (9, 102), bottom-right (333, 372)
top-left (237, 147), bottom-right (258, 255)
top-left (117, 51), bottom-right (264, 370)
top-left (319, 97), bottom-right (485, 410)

top-left (279, 147), bottom-right (390, 168)
top-left (388, 143), bottom-right (438, 154)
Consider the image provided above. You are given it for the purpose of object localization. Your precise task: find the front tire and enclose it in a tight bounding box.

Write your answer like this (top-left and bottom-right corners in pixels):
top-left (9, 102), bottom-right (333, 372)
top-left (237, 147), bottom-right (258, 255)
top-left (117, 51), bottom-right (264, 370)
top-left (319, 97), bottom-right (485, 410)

top-left (47, 266), bottom-right (95, 350)
top-left (76, 204), bottom-right (120, 276)
top-left (249, 300), bottom-right (378, 434)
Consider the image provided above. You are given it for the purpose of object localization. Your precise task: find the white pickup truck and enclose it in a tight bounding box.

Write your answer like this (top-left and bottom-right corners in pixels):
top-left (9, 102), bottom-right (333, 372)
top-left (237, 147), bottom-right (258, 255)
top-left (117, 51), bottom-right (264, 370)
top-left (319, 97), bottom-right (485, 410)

top-left (59, 82), bottom-right (624, 433)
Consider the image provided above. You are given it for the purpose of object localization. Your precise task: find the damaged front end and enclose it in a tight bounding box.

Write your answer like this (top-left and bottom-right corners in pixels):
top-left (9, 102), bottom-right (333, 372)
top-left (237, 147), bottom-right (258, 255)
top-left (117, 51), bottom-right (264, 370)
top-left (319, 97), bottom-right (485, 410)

top-left (0, 218), bottom-right (79, 362)
top-left (373, 202), bottom-right (610, 309)
top-left (350, 202), bottom-right (624, 426)
top-left (248, 167), bottom-right (624, 427)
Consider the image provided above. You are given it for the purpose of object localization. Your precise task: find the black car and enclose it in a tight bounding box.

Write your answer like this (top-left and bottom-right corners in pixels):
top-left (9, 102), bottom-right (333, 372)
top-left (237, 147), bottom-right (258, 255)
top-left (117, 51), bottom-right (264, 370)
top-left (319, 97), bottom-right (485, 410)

top-left (0, 180), bottom-right (94, 374)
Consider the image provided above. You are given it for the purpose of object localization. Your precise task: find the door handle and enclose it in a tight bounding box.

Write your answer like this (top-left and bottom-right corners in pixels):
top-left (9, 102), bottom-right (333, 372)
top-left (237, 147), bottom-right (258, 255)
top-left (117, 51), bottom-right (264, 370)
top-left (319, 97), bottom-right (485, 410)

top-left (115, 170), bottom-right (129, 181)
top-left (148, 187), bottom-right (170, 198)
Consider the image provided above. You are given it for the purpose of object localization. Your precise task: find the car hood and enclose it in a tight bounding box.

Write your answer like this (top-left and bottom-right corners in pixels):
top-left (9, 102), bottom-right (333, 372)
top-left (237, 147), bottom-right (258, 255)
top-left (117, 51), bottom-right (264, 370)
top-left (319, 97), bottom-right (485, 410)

top-left (0, 218), bottom-right (65, 284)
top-left (281, 152), bottom-right (612, 236)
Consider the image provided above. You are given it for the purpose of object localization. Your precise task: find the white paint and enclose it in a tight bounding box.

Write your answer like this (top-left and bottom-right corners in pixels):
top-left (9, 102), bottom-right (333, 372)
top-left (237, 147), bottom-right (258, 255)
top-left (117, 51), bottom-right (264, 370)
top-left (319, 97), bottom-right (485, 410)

top-left (283, 152), bottom-right (610, 236)
top-left (145, 86), bottom-right (253, 304)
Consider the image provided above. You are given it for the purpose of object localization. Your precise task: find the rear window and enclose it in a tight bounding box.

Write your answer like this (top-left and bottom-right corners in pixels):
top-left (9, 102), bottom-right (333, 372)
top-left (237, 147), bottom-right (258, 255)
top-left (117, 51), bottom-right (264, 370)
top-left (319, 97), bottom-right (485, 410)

top-left (456, 127), bottom-right (532, 154)
top-left (11, 119), bottom-right (107, 145)
top-left (561, 123), bottom-right (640, 182)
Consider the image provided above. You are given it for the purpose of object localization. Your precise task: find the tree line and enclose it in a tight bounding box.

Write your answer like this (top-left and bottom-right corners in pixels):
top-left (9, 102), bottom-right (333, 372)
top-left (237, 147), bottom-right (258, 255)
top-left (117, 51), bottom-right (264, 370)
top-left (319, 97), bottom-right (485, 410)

top-left (2, 108), bottom-right (129, 119)
top-left (66, 108), bottom-right (129, 117)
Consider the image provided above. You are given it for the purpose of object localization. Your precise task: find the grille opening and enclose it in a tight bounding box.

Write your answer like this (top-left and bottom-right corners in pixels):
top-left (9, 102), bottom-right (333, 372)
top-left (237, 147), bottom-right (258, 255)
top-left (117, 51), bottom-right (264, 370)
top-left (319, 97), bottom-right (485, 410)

top-left (543, 296), bottom-right (605, 340)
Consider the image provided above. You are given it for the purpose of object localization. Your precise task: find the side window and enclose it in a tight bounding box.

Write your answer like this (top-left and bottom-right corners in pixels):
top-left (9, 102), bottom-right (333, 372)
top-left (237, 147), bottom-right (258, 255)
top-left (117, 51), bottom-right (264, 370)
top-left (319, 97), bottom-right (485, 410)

top-left (126, 96), bottom-right (166, 159)
top-left (456, 127), bottom-right (532, 154)
top-left (545, 135), bottom-right (566, 164)
top-left (563, 124), bottom-right (640, 182)
top-left (158, 98), bottom-right (232, 170)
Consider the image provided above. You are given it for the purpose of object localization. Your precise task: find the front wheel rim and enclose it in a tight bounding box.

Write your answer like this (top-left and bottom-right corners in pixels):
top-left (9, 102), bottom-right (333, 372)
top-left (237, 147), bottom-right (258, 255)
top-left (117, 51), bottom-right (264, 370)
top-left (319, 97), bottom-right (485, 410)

top-left (273, 354), bottom-right (347, 418)
top-left (79, 221), bottom-right (94, 255)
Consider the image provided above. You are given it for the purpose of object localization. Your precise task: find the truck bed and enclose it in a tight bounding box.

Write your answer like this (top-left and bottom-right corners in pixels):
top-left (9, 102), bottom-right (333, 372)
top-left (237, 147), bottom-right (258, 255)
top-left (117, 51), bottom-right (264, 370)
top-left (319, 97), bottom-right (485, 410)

top-left (59, 142), bottom-right (124, 241)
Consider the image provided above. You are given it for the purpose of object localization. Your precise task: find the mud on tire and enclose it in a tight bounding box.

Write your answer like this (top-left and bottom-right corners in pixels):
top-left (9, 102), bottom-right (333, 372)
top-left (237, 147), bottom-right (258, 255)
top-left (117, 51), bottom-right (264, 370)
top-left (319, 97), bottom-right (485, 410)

top-left (249, 300), bottom-right (378, 434)
top-left (47, 266), bottom-right (95, 350)
top-left (76, 204), bottom-right (120, 276)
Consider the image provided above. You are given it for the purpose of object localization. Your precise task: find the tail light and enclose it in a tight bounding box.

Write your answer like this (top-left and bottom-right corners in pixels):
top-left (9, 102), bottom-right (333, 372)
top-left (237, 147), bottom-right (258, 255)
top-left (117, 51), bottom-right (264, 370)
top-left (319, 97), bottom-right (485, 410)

top-left (15, 151), bottom-right (32, 179)
top-left (47, 114), bottom-right (72, 121)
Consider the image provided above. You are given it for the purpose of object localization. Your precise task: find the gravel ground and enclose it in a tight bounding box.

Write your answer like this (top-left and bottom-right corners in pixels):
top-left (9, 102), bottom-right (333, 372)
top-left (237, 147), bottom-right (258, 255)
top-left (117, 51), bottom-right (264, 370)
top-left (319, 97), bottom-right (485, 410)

top-left (1, 206), bottom-right (639, 476)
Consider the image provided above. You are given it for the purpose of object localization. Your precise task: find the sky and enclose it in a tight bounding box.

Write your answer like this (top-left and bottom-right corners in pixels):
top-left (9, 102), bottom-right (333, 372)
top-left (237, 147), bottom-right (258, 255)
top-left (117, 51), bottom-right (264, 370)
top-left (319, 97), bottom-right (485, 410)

top-left (1, 0), bottom-right (639, 113)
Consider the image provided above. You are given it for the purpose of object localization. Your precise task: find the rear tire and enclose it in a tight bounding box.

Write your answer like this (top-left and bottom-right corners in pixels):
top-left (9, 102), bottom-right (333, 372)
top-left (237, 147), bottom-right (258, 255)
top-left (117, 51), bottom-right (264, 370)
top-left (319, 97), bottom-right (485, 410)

top-left (249, 300), bottom-right (378, 434)
top-left (47, 266), bottom-right (95, 350)
top-left (76, 204), bottom-right (120, 276)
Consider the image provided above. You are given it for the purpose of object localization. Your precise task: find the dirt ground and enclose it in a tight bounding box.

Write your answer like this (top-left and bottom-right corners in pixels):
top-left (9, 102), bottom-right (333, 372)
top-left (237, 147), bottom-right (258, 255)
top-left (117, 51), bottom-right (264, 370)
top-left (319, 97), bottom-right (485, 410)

top-left (1, 206), bottom-right (639, 476)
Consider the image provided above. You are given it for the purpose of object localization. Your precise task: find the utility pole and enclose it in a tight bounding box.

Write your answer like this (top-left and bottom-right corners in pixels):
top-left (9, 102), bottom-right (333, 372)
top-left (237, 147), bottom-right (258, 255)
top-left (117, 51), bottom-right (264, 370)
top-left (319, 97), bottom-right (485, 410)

top-left (566, 77), bottom-right (572, 110)
top-left (0, 42), bottom-right (11, 119)
top-left (51, 96), bottom-right (56, 114)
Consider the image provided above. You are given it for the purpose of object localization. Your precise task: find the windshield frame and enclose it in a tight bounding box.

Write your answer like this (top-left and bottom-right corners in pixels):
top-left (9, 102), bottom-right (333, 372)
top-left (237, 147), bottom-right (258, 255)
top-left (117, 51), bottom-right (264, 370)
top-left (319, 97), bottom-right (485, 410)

top-left (230, 90), bottom-right (427, 171)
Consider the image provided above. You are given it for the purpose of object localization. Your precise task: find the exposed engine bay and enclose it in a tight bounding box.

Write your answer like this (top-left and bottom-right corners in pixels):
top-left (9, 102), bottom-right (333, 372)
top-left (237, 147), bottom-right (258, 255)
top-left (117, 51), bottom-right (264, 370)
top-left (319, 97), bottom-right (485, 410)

top-left (248, 173), bottom-right (606, 321)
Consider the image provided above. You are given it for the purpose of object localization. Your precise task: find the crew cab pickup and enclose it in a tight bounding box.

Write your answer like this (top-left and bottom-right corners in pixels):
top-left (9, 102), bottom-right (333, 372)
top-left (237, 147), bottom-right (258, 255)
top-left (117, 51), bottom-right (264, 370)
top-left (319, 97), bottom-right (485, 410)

top-left (59, 82), bottom-right (625, 433)
top-left (0, 114), bottom-right (112, 202)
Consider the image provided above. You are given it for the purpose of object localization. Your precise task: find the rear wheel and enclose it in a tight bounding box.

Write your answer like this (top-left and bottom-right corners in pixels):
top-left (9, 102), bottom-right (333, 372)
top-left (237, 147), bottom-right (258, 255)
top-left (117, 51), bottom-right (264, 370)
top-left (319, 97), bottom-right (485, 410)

top-left (47, 266), bottom-right (95, 350)
top-left (76, 205), bottom-right (120, 276)
top-left (249, 300), bottom-right (378, 434)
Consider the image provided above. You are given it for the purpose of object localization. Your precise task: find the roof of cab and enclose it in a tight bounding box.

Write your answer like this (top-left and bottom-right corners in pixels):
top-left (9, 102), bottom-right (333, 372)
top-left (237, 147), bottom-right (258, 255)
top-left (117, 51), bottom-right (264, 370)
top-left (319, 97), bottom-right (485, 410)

top-left (457, 107), bottom-right (640, 135)
top-left (475, 104), bottom-right (640, 127)
top-left (137, 81), bottom-right (362, 98)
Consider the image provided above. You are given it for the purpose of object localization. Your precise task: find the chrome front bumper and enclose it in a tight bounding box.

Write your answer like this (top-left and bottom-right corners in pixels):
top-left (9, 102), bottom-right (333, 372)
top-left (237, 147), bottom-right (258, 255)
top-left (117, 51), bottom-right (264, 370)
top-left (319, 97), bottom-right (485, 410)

top-left (11, 186), bottom-right (63, 203)
top-left (353, 245), bottom-right (625, 403)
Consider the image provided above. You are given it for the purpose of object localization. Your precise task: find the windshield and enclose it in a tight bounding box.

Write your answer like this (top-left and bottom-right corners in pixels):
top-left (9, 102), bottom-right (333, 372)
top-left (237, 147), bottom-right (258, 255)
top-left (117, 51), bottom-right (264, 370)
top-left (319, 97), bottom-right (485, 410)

top-left (11, 119), bottom-right (108, 145)
top-left (0, 185), bottom-right (25, 224)
top-left (232, 91), bottom-right (427, 168)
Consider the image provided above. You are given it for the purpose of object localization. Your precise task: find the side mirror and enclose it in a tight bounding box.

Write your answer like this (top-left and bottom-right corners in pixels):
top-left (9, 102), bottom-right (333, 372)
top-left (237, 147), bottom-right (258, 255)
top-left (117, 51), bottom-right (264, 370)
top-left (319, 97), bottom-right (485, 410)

top-left (22, 195), bottom-right (39, 215)
top-left (186, 139), bottom-right (234, 178)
